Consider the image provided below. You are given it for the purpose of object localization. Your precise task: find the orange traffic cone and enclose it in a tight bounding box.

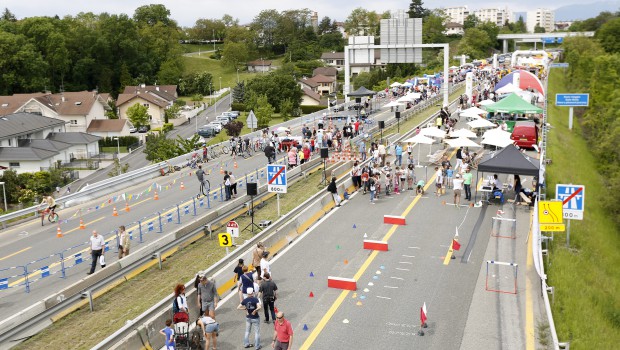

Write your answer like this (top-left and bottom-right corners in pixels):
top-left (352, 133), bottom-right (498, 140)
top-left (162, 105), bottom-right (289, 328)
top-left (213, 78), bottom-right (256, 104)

top-left (234, 161), bottom-right (238, 169)
top-left (112, 206), bottom-right (119, 216)
top-left (220, 166), bottom-right (224, 174)
top-left (154, 191), bottom-right (159, 200)
top-left (180, 182), bottom-right (185, 190)
top-left (56, 225), bottom-right (62, 238)
top-left (79, 219), bottom-right (86, 229)
top-left (125, 202), bottom-right (130, 212)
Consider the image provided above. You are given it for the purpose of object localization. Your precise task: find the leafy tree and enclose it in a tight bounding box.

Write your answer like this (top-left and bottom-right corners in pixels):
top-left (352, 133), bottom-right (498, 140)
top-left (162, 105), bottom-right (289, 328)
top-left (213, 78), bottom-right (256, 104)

top-left (223, 120), bottom-right (244, 136)
top-left (463, 14), bottom-right (479, 30)
top-left (179, 71), bottom-right (213, 96)
top-left (157, 59), bottom-right (184, 85)
top-left (126, 103), bottom-right (150, 127)
top-left (457, 28), bottom-right (492, 59)
top-left (175, 134), bottom-right (200, 154)
top-left (144, 133), bottom-right (178, 162)
top-left (245, 70), bottom-right (302, 112)
top-left (190, 18), bottom-right (226, 41)
top-left (2, 8), bottom-right (16, 22)
top-left (280, 98), bottom-right (294, 121)
top-left (408, 0), bottom-right (431, 18)
top-left (596, 17), bottom-right (620, 53)
top-left (251, 9), bottom-right (281, 49)
top-left (344, 8), bottom-right (380, 36)
top-left (514, 16), bottom-right (527, 33)
top-left (133, 4), bottom-right (175, 27)
top-left (478, 21), bottom-right (500, 46)
top-left (533, 23), bottom-right (546, 33)
top-left (108, 159), bottom-right (129, 177)
top-left (569, 11), bottom-right (618, 31)
top-left (422, 10), bottom-right (447, 43)
top-left (232, 81), bottom-right (246, 103)
top-left (255, 94), bottom-right (274, 129)
top-left (222, 42), bottom-right (250, 69)
top-left (164, 104), bottom-right (180, 122)
top-left (317, 16), bottom-right (336, 34)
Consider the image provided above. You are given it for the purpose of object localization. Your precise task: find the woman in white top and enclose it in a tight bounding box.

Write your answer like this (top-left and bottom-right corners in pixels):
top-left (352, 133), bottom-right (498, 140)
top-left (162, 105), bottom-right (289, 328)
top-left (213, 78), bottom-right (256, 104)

top-left (260, 251), bottom-right (271, 278)
top-left (173, 284), bottom-right (189, 313)
top-left (198, 311), bottom-right (219, 350)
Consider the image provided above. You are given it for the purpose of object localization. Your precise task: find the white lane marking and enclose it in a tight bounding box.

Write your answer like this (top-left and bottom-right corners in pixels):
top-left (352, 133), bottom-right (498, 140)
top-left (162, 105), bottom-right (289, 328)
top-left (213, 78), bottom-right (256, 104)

top-left (408, 247), bottom-right (421, 249)
top-left (395, 268), bottom-right (410, 271)
top-left (399, 261), bottom-right (413, 265)
top-left (376, 296), bottom-right (392, 300)
top-left (390, 277), bottom-right (404, 281)
top-left (439, 244), bottom-right (450, 248)
top-left (402, 255), bottom-right (416, 258)
top-left (384, 286), bottom-right (398, 289)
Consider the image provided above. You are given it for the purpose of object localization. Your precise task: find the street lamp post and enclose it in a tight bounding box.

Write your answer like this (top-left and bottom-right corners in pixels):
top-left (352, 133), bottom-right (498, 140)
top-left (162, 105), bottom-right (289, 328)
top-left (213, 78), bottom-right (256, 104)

top-left (113, 137), bottom-right (121, 174)
top-left (0, 182), bottom-right (7, 213)
top-left (113, 137), bottom-right (120, 155)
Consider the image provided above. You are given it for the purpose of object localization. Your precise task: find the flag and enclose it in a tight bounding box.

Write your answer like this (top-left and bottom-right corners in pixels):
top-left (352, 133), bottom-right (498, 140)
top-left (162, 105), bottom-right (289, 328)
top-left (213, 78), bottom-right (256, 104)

top-left (452, 239), bottom-right (461, 251)
top-left (420, 303), bottom-right (427, 325)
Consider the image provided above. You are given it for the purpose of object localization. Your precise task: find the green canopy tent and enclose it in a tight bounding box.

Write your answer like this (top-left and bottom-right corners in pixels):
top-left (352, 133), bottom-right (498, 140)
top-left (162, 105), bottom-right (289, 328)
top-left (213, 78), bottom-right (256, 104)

top-left (484, 93), bottom-right (543, 114)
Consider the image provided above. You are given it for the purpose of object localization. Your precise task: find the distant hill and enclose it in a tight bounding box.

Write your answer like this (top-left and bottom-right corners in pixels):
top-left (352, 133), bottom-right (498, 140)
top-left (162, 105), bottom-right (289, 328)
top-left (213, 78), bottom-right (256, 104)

top-left (555, 1), bottom-right (620, 21)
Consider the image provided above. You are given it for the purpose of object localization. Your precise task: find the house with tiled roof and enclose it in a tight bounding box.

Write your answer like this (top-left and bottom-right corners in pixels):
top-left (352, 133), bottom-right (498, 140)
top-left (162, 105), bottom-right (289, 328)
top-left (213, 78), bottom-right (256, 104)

top-left (116, 84), bottom-right (178, 128)
top-left (0, 113), bottom-right (101, 174)
top-left (86, 119), bottom-right (132, 137)
top-left (313, 67), bottom-right (338, 80)
top-left (247, 59), bottom-right (272, 73)
top-left (320, 52), bottom-right (345, 70)
top-left (300, 87), bottom-right (322, 106)
top-left (0, 91), bottom-right (110, 133)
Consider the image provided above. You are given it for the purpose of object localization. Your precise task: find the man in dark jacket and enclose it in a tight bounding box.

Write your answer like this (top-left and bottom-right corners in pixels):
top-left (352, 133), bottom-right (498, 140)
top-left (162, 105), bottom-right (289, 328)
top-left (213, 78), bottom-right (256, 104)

top-left (264, 143), bottom-right (276, 164)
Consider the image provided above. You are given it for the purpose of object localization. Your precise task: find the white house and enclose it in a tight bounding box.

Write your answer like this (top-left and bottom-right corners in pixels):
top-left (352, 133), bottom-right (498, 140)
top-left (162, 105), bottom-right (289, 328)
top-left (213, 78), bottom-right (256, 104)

top-left (0, 113), bottom-right (101, 174)
top-left (86, 119), bottom-right (132, 138)
top-left (247, 59), bottom-right (272, 73)
top-left (116, 85), bottom-right (177, 128)
top-left (300, 88), bottom-right (322, 106)
top-left (0, 91), bottom-right (110, 133)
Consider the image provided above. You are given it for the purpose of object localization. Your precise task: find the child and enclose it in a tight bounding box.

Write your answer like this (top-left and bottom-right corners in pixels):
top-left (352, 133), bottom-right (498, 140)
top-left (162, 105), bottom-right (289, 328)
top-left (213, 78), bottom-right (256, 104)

top-left (407, 164), bottom-right (416, 190)
top-left (369, 176), bottom-right (377, 204)
top-left (399, 166), bottom-right (406, 192)
top-left (160, 319), bottom-right (176, 350)
top-left (374, 174), bottom-right (381, 199)
top-left (416, 179), bottom-right (426, 195)
top-left (393, 167), bottom-right (400, 194)
top-left (361, 167), bottom-right (370, 194)
top-left (446, 165), bottom-right (454, 189)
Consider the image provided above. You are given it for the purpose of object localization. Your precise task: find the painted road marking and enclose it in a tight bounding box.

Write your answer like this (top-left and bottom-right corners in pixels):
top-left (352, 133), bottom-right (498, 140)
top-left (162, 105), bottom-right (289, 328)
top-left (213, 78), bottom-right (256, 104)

top-left (384, 285), bottom-right (398, 289)
top-left (402, 255), bottom-right (415, 258)
top-left (63, 217), bottom-right (106, 235)
top-left (300, 148), bottom-right (457, 350)
top-left (526, 214), bottom-right (535, 349)
top-left (408, 246), bottom-right (420, 249)
top-left (395, 268), bottom-right (410, 271)
top-left (0, 246), bottom-right (32, 261)
top-left (390, 277), bottom-right (404, 281)
top-left (399, 261), bottom-right (413, 264)
top-left (376, 296), bottom-right (392, 300)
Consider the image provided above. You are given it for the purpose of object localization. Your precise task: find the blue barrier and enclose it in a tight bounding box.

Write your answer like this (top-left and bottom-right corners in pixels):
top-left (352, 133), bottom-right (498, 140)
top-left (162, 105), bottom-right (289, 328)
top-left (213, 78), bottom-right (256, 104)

top-left (167, 213), bottom-right (173, 223)
top-left (147, 221), bottom-right (154, 232)
top-left (0, 266), bottom-right (27, 292)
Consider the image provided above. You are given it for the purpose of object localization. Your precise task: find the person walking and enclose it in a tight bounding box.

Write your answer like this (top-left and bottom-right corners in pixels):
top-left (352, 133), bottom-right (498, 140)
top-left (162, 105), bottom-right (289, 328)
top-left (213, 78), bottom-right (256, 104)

top-left (260, 250), bottom-right (271, 278)
top-left (118, 225), bottom-right (130, 259)
top-left (230, 138), bottom-right (238, 158)
top-left (196, 165), bottom-right (206, 197)
top-left (259, 272), bottom-right (278, 324)
top-left (271, 312), bottom-right (294, 350)
top-left (160, 319), bottom-right (176, 350)
top-left (327, 176), bottom-right (341, 207)
top-left (264, 143), bottom-right (276, 164)
top-left (197, 275), bottom-right (220, 318)
top-left (252, 242), bottom-right (265, 275)
top-left (395, 143), bottom-right (403, 167)
top-left (462, 167), bottom-right (473, 201)
top-left (173, 283), bottom-right (189, 314)
top-left (237, 288), bottom-right (262, 349)
top-left (87, 230), bottom-right (105, 275)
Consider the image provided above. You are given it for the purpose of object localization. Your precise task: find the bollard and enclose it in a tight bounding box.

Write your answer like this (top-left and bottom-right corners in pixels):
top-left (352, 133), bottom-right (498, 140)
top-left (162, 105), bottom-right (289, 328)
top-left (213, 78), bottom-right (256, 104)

top-left (158, 212), bottom-right (163, 233)
top-left (81, 291), bottom-right (94, 312)
top-left (59, 252), bottom-right (66, 279)
top-left (207, 192), bottom-right (211, 209)
top-left (219, 185), bottom-right (224, 202)
top-left (204, 224), bottom-right (212, 239)
top-left (176, 204), bottom-right (181, 224)
top-left (23, 266), bottom-right (30, 293)
top-left (138, 220), bottom-right (144, 243)
top-left (152, 252), bottom-right (162, 270)
top-left (192, 198), bottom-right (197, 216)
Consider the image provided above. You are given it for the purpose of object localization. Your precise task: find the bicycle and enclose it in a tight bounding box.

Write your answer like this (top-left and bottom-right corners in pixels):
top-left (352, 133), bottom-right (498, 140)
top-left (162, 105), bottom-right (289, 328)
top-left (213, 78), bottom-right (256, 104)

top-left (240, 147), bottom-right (253, 159)
top-left (199, 179), bottom-right (211, 196)
top-left (39, 207), bottom-right (59, 226)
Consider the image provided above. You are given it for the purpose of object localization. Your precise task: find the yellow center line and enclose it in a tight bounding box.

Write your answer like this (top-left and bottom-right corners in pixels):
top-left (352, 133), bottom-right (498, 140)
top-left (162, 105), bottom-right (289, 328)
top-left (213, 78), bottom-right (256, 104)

top-left (525, 213), bottom-right (535, 349)
top-left (63, 217), bottom-right (106, 235)
top-left (0, 246), bottom-right (32, 262)
top-left (301, 149), bottom-right (456, 349)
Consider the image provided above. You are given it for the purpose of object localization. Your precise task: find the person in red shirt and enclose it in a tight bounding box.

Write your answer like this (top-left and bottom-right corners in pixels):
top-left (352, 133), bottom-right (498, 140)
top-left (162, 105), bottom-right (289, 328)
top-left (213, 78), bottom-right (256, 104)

top-left (272, 312), bottom-right (293, 350)
top-left (303, 145), bottom-right (311, 162)
top-left (354, 120), bottom-right (360, 136)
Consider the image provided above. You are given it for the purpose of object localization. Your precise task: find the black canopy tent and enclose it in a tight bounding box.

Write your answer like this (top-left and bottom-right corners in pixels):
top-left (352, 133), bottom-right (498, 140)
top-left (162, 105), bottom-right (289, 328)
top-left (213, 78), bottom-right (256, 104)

top-left (475, 145), bottom-right (540, 201)
top-left (347, 86), bottom-right (376, 118)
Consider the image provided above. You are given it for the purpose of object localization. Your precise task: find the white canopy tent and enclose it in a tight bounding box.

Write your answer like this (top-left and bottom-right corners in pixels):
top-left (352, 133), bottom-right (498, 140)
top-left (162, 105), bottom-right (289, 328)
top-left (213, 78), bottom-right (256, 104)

top-left (468, 118), bottom-right (496, 129)
top-left (450, 128), bottom-right (477, 138)
top-left (445, 137), bottom-right (482, 149)
top-left (402, 134), bottom-right (436, 166)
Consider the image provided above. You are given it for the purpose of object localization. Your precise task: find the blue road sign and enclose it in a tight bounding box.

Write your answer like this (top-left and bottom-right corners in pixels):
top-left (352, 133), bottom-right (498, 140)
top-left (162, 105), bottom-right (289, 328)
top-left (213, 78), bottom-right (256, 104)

top-left (267, 164), bottom-right (287, 193)
top-left (542, 37), bottom-right (555, 44)
top-left (555, 93), bottom-right (589, 107)
top-left (550, 63), bottom-right (569, 68)
top-left (555, 184), bottom-right (585, 220)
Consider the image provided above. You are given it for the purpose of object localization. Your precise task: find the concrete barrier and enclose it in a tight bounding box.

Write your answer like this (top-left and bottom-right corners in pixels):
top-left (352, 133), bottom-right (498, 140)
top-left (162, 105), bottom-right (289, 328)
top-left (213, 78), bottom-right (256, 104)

top-left (0, 301), bottom-right (47, 337)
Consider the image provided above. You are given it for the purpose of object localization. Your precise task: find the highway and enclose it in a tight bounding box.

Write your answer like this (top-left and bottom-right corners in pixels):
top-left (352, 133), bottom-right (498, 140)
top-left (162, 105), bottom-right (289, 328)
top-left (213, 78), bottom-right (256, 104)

top-left (0, 97), bottom-right (402, 317)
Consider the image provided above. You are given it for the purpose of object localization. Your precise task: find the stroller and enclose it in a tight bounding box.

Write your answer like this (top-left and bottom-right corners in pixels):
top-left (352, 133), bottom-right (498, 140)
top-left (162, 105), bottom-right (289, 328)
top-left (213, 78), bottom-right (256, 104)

top-left (173, 311), bottom-right (191, 349)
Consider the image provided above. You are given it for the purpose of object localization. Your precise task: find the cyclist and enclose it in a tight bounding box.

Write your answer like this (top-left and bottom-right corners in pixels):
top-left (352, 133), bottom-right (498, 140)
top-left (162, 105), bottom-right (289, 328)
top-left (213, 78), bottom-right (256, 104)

top-left (40, 195), bottom-right (57, 222)
top-left (196, 165), bottom-right (208, 197)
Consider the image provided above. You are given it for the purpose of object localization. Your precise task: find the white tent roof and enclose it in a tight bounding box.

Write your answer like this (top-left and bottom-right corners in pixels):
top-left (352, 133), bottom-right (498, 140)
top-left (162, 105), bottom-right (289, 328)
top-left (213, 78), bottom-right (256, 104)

top-left (402, 134), bottom-right (436, 144)
top-left (445, 137), bottom-right (482, 148)
top-left (468, 118), bottom-right (496, 129)
top-left (420, 127), bottom-right (447, 138)
top-left (450, 128), bottom-right (477, 138)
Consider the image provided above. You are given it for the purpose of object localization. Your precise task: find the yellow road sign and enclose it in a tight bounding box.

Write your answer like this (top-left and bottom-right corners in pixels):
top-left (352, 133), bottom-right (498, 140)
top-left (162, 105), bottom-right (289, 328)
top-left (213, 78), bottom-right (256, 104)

top-left (538, 201), bottom-right (563, 224)
top-left (540, 223), bottom-right (566, 232)
top-left (218, 233), bottom-right (232, 247)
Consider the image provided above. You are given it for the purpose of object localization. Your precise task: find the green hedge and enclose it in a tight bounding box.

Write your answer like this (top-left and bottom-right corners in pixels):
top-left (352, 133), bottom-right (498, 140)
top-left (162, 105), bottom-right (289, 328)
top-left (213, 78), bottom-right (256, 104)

top-left (162, 123), bottom-right (174, 133)
top-left (232, 102), bottom-right (247, 112)
top-left (99, 136), bottom-right (139, 147)
top-left (300, 105), bottom-right (326, 114)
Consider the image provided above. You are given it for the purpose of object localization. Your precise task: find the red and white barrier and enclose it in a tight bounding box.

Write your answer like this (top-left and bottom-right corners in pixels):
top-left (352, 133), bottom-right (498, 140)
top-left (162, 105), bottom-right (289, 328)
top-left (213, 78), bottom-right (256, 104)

top-left (384, 215), bottom-right (406, 225)
top-left (327, 276), bottom-right (357, 291)
top-left (363, 240), bottom-right (388, 251)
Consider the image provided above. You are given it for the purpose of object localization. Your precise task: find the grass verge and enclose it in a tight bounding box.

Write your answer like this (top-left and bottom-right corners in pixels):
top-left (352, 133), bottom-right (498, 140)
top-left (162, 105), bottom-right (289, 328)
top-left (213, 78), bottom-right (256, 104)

top-left (545, 69), bottom-right (620, 349)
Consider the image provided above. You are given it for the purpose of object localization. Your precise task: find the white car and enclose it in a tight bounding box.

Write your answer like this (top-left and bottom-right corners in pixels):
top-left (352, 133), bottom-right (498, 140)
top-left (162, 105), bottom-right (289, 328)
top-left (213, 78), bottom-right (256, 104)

top-left (208, 121), bottom-right (223, 132)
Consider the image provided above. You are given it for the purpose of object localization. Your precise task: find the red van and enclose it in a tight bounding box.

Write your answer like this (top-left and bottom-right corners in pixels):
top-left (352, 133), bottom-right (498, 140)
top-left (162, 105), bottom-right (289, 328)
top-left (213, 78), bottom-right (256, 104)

top-left (511, 121), bottom-right (539, 149)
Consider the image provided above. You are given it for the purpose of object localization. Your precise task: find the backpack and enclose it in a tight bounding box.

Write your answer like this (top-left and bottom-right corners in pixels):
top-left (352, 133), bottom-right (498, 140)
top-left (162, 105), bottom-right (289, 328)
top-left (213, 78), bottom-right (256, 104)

top-left (172, 297), bottom-right (180, 314)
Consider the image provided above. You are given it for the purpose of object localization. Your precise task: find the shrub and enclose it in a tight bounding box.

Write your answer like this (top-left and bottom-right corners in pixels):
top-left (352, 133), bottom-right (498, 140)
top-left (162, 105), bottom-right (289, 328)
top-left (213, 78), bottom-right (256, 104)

top-left (232, 102), bottom-right (247, 112)
top-left (162, 123), bottom-right (174, 133)
top-left (300, 105), bottom-right (326, 114)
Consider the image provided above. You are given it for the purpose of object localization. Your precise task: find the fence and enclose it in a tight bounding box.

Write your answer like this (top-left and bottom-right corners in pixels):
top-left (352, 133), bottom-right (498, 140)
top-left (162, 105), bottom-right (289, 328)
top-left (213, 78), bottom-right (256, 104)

top-left (0, 155), bottom-right (291, 294)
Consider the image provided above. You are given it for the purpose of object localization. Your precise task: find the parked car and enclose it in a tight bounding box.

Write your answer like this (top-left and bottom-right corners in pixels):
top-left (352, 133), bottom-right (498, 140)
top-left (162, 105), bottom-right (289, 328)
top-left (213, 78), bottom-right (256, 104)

top-left (197, 126), bottom-right (217, 138)
top-left (215, 116), bottom-right (230, 125)
top-left (221, 111), bottom-right (238, 119)
top-left (511, 121), bottom-right (539, 149)
top-left (128, 122), bottom-right (137, 133)
top-left (208, 121), bottom-right (223, 132)
top-left (137, 125), bottom-right (150, 133)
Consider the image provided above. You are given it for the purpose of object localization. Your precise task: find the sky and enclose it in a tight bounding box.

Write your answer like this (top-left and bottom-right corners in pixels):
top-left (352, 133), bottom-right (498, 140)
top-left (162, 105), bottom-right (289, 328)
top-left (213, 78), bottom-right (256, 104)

top-left (3, 0), bottom-right (587, 27)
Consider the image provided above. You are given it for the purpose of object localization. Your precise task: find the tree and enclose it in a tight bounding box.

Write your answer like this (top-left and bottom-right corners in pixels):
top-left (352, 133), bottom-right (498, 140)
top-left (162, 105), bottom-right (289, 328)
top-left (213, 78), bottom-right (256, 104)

top-left (133, 4), bottom-right (175, 27)
top-left (223, 120), bottom-right (244, 136)
top-left (144, 133), bottom-right (178, 162)
top-left (251, 9), bottom-right (281, 49)
top-left (457, 28), bottom-right (492, 59)
top-left (408, 0), bottom-right (430, 18)
top-left (126, 103), bottom-right (150, 127)
top-left (255, 94), bottom-right (274, 129)
top-left (280, 98), bottom-right (294, 121)
top-left (596, 17), bottom-right (620, 53)
top-left (344, 8), bottom-right (380, 36)
top-left (463, 14), bottom-right (479, 30)
top-left (246, 70), bottom-right (302, 112)
top-left (157, 58), bottom-right (184, 85)
top-left (175, 134), bottom-right (200, 154)
top-left (534, 23), bottom-right (546, 33)
top-left (422, 10), bottom-right (447, 43)
top-left (478, 21), bottom-right (500, 44)
top-left (1, 8), bottom-right (16, 22)
top-left (108, 159), bottom-right (129, 177)
top-left (513, 16), bottom-right (527, 33)
top-left (164, 104), bottom-right (180, 123)
top-left (222, 42), bottom-right (249, 69)
top-left (232, 81), bottom-right (245, 103)
top-left (317, 16), bottom-right (336, 34)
